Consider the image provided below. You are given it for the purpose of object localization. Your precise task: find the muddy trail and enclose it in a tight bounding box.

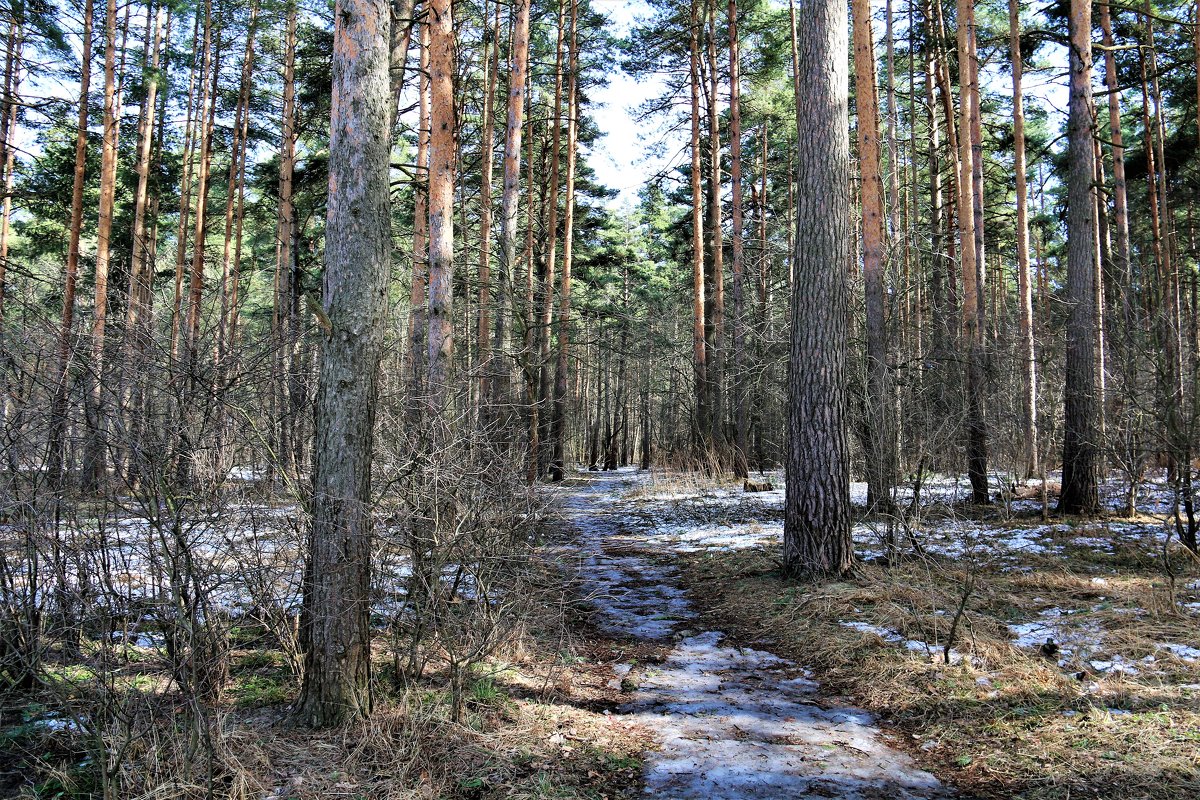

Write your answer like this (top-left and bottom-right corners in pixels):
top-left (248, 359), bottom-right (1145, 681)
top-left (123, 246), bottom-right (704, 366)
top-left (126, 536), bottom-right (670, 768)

top-left (558, 470), bottom-right (954, 799)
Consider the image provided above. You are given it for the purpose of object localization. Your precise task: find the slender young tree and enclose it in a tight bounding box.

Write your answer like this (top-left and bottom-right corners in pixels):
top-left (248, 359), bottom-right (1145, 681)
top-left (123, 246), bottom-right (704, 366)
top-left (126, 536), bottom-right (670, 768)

top-left (851, 0), bottom-right (895, 511)
top-left (956, 0), bottom-right (988, 503)
top-left (550, 0), bottom-right (580, 482)
top-left (48, 0), bottom-right (93, 487)
top-left (0, 15), bottom-right (21, 324)
top-left (728, 0), bottom-right (748, 478)
top-left (703, 0), bottom-right (725, 453)
top-left (689, 0), bottom-right (708, 450)
top-left (528, 0), bottom-right (567, 471)
top-left (185, 0), bottom-right (218, 357)
top-left (1009, 0), bottom-right (1038, 480)
top-left (82, 0), bottom-right (120, 492)
top-left (218, 1), bottom-right (258, 370)
top-left (126, 3), bottom-right (165, 353)
top-left (784, 0), bottom-right (853, 578)
top-left (1059, 0), bottom-right (1100, 514)
top-left (407, 18), bottom-right (431, 401)
top-left (273, 1), bottom-right (298, 478)
top-left (425, 0), bottom-right (455, 410)
top-left (476, 0), bottom-right (500, 411)
top-left (485, 0), bottom-right (529, 423)
top-left (1101, 0), bottom-right (1138, 515)
top-left (296, 0), bottom-right (393, 728)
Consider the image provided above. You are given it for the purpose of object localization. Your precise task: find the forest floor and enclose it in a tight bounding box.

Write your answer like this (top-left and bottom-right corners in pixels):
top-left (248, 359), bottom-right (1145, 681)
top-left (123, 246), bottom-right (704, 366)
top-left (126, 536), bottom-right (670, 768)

top-left (557, 467), bottom-right (1200, 800)
top-left (4, 467), bottom-right (1199, 799)
top-left (553, 469), bottom-right (951, 799)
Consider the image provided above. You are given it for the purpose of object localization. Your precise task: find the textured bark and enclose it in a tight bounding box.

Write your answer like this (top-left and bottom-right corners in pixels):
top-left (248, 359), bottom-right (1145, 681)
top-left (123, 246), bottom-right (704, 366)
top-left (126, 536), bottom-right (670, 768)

top-left (689, 0), bottom-right (707, 449)
top-left (48, 0), bottom-right (93, 487)
top-left (295, 0), bottom-right (392, 728)
top-left (1058, 0), bottom-right (1100, 515)
top-left (784, 0), bottom-right (853, 579)
top-left (1009, 0), bottom-right (1038, 479)
top-left (549, 0), bottom-right (579, 482)
top-left (851, 0), bottom-right (894, 511)
top-left (425, 0), bottom-right (455, 411)
top-left (728, 0), bottom-right (747, 478)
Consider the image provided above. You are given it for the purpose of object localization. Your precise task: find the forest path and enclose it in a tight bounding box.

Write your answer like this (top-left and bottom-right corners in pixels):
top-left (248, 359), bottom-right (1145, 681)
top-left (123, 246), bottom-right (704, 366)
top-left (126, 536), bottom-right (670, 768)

top-left (558, 470), bottom-right (954, 799)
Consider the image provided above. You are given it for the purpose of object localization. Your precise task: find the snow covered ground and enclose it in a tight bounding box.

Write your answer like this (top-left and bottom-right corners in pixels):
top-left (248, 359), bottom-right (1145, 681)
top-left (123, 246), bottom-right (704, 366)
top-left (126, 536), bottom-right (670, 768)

top-left (558, 472), bottom-right (952, 799)
top-left (572, 467), bottom-right (1200, 687)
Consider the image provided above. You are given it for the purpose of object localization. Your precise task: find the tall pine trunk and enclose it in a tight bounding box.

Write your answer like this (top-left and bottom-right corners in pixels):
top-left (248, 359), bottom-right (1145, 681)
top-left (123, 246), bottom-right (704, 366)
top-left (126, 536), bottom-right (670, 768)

top-left (48, 0), bottom-right (93, 488)
top-left (689, 0), bottom-right (707, 452)
top-left (851, 0), bottom-right (895, 511)
top-left (1059, 0), bottom-right (1100, 514)
top-left (295, 0), bottom-right (392, 728)
top-left (784, 0), bottom-right (853, 578)
top-left (1009, 0), bottom-right (1038, 479)
top-left (549, 0), bottom-right (579, 482)
top-left (425, 0), bottom-right (455, 410)
top-left (727, 0), bottom-right (748, 478)
top-left (82, 0), bottom-right (120, 492)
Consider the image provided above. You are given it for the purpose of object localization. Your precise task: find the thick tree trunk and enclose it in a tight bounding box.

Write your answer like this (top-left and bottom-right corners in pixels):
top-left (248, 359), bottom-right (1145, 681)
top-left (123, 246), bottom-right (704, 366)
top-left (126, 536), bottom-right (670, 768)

top-left (784, 0), bottom-right (853, 579)
top-left (1059, 0), bottom-right (1100, 515)
top-left (295, 0), bottom-right (392, 728)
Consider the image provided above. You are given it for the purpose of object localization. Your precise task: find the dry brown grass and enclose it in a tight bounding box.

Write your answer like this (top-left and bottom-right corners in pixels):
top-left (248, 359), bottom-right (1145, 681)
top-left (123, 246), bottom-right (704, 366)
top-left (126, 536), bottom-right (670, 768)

top-left (675, 544), bottom-right (1200, 800)
top-left (4, 572), bottom-right (651, 800)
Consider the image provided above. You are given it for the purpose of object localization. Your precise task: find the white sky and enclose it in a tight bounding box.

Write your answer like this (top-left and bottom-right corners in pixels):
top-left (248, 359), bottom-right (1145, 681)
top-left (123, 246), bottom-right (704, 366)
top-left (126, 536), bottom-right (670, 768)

top-left (586, 0), bottom-right (1073, 212)
top-left (588, 0), bottom-right (676, 211)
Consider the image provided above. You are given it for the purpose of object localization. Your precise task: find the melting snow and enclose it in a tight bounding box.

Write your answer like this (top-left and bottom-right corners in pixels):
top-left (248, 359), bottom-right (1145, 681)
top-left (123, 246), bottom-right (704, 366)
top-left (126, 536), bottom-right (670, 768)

top-left (559, 472), bottom-right (952, 799)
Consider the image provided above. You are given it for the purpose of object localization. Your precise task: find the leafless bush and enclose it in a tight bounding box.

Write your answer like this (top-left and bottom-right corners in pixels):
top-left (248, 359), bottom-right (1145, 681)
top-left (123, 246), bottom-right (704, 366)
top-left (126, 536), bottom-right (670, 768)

top-left (375, 396), bottom-right (549, 722)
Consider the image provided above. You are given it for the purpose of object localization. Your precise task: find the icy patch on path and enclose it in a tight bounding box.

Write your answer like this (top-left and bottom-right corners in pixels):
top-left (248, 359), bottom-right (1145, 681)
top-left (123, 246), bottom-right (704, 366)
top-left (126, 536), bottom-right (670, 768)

top-left (558, 472), bottom-right (952, 799)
